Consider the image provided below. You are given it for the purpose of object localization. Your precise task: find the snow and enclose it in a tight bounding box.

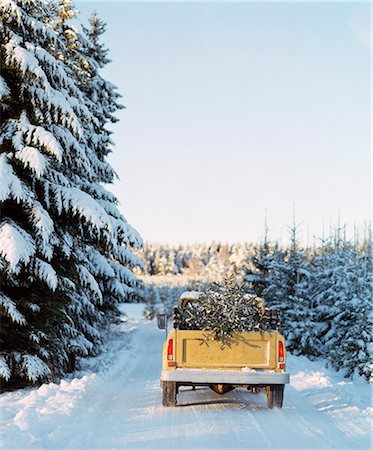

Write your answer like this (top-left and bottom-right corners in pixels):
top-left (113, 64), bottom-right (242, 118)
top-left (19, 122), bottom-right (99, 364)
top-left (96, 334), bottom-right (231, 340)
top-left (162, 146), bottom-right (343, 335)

top-left (0, 154), bottom-right (28, 203)
top-left (1, 307), bottom-right (371, 449)
top-left (242, 367), bottom-right (257, 373)
top-left (18, 113), bottom-right (63, 161)
top-left (0, 75), bottom-right (10, 98)
top-left (77, 264), bottom-right (102, 302)
top-left (0, 221), bottom-right (35, 271)
top-left (0, 356), bottom-right (11, 381)
top-left (34, 259), bottom-right (58, 291)
top-left (291, 369), bottom-right (332, 390)
top-left (52, 186), bottom-right (111, 231)
top-left (179, 290), bottom-right (204, 299)
top-left (5, 39), bottom-right (45, 81)
top-left (15, 146), bottom-right (47, 178)
top-left (30, 203), bottom-right (54, 251)
top-left (21, 355), bottom-right (51, 383)
top-left (0, 1), bottom-right (22, 25)
top-left (0, 294), bottom-right (26, 325)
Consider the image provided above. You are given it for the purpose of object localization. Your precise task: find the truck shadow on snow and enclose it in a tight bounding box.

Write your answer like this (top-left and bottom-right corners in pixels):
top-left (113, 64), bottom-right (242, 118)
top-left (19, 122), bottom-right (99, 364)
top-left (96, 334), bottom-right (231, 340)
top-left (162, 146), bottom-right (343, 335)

top-left (175, 387), bottom-right (269, 410)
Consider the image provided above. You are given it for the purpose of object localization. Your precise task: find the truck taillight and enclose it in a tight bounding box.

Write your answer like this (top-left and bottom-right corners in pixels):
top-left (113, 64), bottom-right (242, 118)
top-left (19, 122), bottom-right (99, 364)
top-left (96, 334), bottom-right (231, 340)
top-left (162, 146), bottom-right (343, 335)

top-left (278, 340), bottom-right (284, 363)
top-left (167, 339), bottom-right (173, 361)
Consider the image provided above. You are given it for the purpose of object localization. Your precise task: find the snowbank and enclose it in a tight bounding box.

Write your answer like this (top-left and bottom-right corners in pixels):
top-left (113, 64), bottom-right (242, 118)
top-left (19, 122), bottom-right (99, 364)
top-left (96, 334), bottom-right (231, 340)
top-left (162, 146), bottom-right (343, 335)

top-left (288, 353), bottom-right (372, 441)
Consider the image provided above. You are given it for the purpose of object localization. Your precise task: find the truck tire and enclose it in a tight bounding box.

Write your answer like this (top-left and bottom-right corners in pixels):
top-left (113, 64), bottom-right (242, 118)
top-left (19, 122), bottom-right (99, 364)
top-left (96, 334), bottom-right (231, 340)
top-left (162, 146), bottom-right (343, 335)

top-left (266, 384), bottom-right (284, 409)
top-left (162, 381), bottom-right (177, 407)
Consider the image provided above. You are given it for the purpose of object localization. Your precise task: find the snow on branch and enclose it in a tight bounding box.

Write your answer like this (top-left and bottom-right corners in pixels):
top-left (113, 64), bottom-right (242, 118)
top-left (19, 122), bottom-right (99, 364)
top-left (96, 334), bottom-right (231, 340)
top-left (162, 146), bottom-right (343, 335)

top-left (69, 335), bottom-right (94, 356)
top-left (180, 291), bottom-right (205, 300)
top-left (35, 259), bottom-right (58, 291)
top-left (0, 154), bottom-right (29, 203)
top-left (4, 37), bottom-right (49, 85)
top-left (32, 45), bottom-right (80, 96)
top-left (115, 221), bottom-right (143, 249)
top-left (0, 1), bottom-right (57, 45)
top-left (4, 35), bottom-right (84, 138)
top-left (110, 261), bottom-right (137, 286)
top-left (116, 247), bottom-right (144, 269)
top-left (52, 185), bottom-right (111, 231)
top-left (17, 112), bottom-right (63, 161)
top-left (0, 0), bottom-right (22, 24)
top-left (29, 202), bottom-right (54, 250)
top-left (50, 125), bottom-right (91, 171)
top-left (0, 356), bottom-right (11, 381)
top-left (29, 86), bottom-right (83, 139)
top-left (109, 279), bottom-right (133, 298)
top-left (80, 181), bottom-right (118, 204)
top-left (0, 221), bottom-right (35, 271)
top-left (0, 75), bottom-right (10, 99)
top-left (21, 355), bottom-right (51, 382)
top-left (87, 248), bottom-right (115, 278)
top-left (0, 293), bottom-right (26, 325)
top-left (15, 146), bottom-right (47, 178)
top-left (77, 264), bottom-right (103, 303)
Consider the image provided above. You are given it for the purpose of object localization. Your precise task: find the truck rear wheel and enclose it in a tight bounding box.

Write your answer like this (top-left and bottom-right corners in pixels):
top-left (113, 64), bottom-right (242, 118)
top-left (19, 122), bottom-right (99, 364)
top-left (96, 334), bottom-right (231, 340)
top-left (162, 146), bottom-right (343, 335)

top-left (162, 381), bottom-right (177, 407)
top-left (266, 384), bottom-right (284, 409)
top-left (210, 384), bottom-right (235, 395)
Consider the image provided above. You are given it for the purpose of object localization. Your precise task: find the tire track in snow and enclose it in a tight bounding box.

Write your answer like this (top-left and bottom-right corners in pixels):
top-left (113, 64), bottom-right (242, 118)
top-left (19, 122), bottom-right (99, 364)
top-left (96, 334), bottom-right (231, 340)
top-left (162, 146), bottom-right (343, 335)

top-left (119, 320), bottom-right (369, 449)
top-left (134, 321), bottom-right (368, 449)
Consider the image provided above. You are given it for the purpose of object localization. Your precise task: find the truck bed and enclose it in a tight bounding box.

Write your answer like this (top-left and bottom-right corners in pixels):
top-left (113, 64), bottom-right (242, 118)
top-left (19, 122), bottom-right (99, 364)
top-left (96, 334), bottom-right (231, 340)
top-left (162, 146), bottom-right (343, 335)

top-left (172, 330), bottom-right (280, 370)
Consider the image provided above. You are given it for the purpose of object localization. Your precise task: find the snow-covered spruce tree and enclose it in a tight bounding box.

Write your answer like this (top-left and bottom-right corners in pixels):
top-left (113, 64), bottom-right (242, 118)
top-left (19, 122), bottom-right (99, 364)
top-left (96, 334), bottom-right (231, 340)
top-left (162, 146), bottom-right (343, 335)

top-left (281, 226), bottom-right (314, 355)
top-left (245, 222), bottom-right (274, 297)
top-left (313, 239), bottom-right (373, 380)
top-left (261, 247), bottom-right (287, 310)
top-left (332, 245), bottom-right (373, 380)
top-left (0, 0), bottom-right (141, 383)
top-left (73, 9), bottom-right (143, 320)
top-left (229, 243), bottom-right (249, 278)
top-left (263, 225), bottom-right (314, 354)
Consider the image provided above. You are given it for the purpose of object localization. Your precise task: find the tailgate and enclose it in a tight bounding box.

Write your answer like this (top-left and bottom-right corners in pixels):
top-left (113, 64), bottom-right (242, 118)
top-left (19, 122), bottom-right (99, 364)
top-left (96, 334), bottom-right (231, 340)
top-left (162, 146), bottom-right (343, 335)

top-left (175, 330), bottom-right (277, 369)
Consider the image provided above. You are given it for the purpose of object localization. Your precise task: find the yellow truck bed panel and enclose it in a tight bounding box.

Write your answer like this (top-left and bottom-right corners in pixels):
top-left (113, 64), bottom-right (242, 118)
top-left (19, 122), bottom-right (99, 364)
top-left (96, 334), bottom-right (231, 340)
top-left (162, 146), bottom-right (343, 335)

top-left (173, 330), bottom-right (278, 370)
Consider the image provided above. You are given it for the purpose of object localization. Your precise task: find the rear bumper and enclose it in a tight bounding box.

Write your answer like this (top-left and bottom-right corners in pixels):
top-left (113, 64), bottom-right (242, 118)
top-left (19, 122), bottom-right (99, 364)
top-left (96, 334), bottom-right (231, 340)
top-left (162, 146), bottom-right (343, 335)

top-left (160, 369), bottom-right (290, 385)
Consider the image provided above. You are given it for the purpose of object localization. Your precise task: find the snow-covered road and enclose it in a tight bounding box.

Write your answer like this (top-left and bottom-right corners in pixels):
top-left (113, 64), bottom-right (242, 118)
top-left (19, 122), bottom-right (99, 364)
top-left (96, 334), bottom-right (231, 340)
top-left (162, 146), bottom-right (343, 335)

top-left (1, 304), bottom-right (371, 449)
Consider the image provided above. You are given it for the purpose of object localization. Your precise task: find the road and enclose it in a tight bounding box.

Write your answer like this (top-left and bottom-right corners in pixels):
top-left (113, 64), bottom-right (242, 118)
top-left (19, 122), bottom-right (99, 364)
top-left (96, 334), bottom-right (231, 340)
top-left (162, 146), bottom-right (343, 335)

top-left (1, 304), bottom-right (371, 449)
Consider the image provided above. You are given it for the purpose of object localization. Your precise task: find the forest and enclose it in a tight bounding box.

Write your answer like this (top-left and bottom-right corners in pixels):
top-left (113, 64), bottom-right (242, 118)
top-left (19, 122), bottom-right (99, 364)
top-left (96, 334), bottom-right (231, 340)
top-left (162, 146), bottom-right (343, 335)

top-left (138, 226), bottom-right (372, 382)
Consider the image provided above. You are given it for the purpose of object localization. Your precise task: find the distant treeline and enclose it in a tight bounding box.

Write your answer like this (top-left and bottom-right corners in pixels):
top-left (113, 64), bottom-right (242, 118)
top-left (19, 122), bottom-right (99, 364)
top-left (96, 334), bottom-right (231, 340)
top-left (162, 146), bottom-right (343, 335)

top-left (137, 227), bottom-right (372, 382)
top-left (136, 242), bottom-right (254, 279)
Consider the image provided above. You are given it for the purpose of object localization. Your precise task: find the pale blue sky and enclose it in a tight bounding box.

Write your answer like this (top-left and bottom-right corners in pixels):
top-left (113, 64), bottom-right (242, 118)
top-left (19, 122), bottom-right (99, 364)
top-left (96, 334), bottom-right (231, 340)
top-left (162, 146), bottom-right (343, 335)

top-left (76, 1), bottom-right (370, 245)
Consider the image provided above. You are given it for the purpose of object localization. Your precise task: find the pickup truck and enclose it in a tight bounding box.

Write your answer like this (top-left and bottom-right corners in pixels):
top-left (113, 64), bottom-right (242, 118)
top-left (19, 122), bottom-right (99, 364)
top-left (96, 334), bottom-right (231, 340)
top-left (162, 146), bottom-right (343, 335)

top-left (158, 292), bottom-right (290, 409)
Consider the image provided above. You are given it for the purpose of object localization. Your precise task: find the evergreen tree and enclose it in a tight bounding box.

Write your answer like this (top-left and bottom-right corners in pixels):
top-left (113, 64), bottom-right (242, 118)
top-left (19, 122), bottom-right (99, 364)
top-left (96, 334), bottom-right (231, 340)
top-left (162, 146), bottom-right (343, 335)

top-left (176, 276), bottom-right (267, 348)
top-left (262, 225), bottom-right (310, 353)
top-left (333, 246), bottom-right (373, 379)
top-left (0, 0), bottom-right (141, 383)
top-left (314, 241), bottom-right (373, 379)
top-left (245, 221), bottom-right (273, 297)
top-left (262, 247), bottom-right (287, 310)
top-left (79, 12), bottom-right (143, 319)
top-left (280, 224), bottom-right (309, 352)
